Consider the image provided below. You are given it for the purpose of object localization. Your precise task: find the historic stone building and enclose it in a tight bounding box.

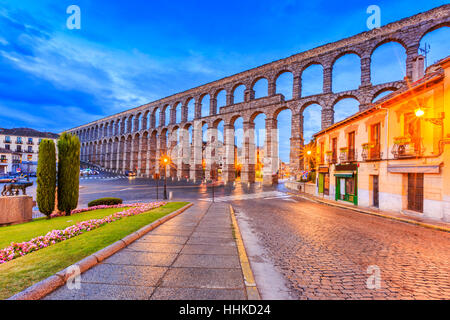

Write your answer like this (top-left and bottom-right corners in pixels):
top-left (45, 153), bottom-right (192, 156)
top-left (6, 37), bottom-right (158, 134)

top-left (65, 5), bottom-right (450, 185)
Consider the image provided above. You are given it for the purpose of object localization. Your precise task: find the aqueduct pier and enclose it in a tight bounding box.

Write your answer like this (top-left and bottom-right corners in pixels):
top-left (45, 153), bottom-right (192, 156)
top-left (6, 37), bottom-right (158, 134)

top-left (66, 5), bottom-right (450, 185)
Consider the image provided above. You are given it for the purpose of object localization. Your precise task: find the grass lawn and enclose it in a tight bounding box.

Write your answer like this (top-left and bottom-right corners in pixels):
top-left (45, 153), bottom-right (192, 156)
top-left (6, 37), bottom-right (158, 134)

top-left (0, 201), bottom-right (189, 300)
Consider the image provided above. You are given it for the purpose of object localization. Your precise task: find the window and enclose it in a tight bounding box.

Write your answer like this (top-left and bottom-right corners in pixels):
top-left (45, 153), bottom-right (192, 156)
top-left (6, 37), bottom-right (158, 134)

top-left (320, 142), bottom-right (324, 164)
top-left (17, 137), bottom-right (22, 144)
top-left (404, 112), bottom-right (421, 153)
top-left (17, 145), bottom-right (22, 152)
top-left (27, 154), bottom-right (33, 161)
top-left (332, 137), bottom-right (337, 163)
top-left (5, 136), bottom-right (11, 143)
top-left (38, 138), bottom-right (42, 145)
top-left (348, 131), bottom-right (355, 161)
top-left (28, 146), bottom-right (33, 153)
top-left (5, 144), bottom-right (10, 150)
top-left (0, 155), bottom-right (6, 163)
top-left (370, 123), bottom-right (381, 159)
top-left (28, 138), bottom-right (33, 144)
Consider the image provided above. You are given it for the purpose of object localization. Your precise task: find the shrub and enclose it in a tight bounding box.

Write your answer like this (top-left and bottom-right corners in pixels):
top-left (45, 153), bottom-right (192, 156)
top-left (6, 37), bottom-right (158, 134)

top-left (88, 197), bottom-right (123, 207)
top-left (57, 133), bottom-right (80, 216)
top-left (36, 139), bottom-right (56, 218)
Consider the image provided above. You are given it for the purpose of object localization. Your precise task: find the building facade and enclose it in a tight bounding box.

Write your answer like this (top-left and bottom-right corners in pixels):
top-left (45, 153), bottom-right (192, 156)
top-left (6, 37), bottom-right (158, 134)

top-left (0, 128), bottom-right (59, 175)
top-left (313, 57), bottom-right (450, 222)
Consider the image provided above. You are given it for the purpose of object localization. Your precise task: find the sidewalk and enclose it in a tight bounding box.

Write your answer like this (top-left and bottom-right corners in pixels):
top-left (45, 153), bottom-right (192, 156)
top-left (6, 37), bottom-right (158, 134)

top-left (44, 202), bottom-right (249, 300)
top-left (289, 191), bottom-right (450, 232)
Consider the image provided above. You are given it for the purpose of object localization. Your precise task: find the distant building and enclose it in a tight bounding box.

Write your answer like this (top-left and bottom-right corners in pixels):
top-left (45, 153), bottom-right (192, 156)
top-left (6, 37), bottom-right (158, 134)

top-left (0, 128), bottom-right (59, 175)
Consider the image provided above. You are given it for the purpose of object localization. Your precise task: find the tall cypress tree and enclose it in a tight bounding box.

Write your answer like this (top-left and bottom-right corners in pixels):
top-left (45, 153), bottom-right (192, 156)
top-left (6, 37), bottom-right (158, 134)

top-left (36, 139), bottom-right (56, 219)
top-left (57, 133), bottom-right (81, 216)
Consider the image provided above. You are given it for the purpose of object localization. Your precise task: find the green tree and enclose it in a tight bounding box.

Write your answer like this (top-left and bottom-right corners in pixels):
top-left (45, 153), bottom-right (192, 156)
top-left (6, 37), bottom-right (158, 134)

top-left (57, 132), bottom-right (80, 216)
top-left (36, 139), bottom-right (56, 219)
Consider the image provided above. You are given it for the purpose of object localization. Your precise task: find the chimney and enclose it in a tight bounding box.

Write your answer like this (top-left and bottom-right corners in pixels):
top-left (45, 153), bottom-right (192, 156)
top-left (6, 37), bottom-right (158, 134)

top-left (412, 55), bottom-right (425, 82)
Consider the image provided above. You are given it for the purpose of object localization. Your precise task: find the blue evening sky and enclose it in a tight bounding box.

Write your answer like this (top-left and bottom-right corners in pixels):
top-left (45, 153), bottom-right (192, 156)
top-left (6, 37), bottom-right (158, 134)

top-left (0, 0), bottom-right (449, 161)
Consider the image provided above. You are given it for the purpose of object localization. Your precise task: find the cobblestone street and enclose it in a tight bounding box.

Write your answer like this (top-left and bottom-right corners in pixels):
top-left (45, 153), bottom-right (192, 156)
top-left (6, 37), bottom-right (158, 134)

top-left (232, 196), bottom-right (450, 300)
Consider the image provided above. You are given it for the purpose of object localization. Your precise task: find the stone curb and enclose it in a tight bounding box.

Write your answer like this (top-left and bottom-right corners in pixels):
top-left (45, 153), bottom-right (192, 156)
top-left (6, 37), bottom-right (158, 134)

top-left (287, 192), bottom-right (450, 233)
top-left (7, 202), bottom-right (194, 300)
top-left (229, 205), bottom-right (261, 300)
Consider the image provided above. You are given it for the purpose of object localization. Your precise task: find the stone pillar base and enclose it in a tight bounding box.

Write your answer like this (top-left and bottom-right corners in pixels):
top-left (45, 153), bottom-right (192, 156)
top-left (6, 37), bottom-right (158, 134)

top-left (0, 196), bottom-right (34, 226)
top-left (263, 174), bottom-right (278, 186)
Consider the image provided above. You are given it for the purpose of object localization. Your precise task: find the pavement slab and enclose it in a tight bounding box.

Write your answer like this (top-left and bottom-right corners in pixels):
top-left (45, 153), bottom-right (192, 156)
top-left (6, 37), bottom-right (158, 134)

top-left (45, 202), bottom-right (248, 300)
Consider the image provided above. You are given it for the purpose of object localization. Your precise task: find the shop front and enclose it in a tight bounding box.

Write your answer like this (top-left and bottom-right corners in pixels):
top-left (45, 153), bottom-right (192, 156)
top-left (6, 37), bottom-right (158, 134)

top-left (335, 164), bottom-right (358, 205)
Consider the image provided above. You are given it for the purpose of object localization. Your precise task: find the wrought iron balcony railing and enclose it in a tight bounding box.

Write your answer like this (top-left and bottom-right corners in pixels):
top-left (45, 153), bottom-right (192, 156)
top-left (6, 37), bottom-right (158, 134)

top-left (339, 148), bottom-right (357, 163)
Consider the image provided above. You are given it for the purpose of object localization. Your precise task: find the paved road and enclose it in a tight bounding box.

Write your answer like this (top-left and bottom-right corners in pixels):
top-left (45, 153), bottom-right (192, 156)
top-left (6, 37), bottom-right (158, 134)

top-left (45, 202), bottom-right (248, 300)
top-left (229, 195), bottom-right (450, 300)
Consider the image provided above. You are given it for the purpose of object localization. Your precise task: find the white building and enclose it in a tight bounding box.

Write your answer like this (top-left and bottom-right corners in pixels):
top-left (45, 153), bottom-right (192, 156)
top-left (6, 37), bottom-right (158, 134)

top-left (0, 128), bottom-right (59, 175)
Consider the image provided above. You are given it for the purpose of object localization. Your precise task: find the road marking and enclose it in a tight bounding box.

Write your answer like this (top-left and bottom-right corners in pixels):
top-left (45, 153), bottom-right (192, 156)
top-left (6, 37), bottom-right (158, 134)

top-left (200, 191), bottom-right (289, 202)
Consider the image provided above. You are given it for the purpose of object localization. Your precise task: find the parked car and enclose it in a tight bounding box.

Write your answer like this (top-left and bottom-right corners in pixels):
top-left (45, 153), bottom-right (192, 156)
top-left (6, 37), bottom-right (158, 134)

top-left (125, 171), bottom-right (137, 177)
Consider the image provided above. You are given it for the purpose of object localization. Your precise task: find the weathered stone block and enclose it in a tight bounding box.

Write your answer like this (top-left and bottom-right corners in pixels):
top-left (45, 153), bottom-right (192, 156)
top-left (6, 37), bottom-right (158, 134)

top-left (0, 196), bottom-right (33, 226)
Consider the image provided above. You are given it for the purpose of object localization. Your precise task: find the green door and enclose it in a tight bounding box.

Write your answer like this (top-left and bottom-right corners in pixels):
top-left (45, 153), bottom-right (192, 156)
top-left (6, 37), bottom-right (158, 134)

top-left (318, 173), bottom-right (324, 193)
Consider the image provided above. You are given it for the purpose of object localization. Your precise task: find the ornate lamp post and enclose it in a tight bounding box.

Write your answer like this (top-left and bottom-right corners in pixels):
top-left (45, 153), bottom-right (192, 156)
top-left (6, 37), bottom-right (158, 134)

top-left (161, 155), bottom-right (170, 200)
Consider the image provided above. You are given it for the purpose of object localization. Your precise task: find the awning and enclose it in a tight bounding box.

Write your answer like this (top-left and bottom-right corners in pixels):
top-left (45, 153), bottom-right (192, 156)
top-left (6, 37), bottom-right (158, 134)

top-left (334, 171), bottom-right (354, 178)
top-left (387, 164), bottom-right (441, 174)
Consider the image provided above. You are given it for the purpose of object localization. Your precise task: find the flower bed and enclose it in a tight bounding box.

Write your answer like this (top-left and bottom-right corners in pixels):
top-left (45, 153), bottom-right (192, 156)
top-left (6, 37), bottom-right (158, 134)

top-left (0, 202), bottom-right (167, 264)
top-left (50, 203), bottom-right (133, 218)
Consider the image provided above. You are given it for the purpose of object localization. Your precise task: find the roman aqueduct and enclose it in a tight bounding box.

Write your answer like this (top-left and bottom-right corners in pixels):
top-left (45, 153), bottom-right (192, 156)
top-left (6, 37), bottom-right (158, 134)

top-left (66, 5), bottom-right (450, 185)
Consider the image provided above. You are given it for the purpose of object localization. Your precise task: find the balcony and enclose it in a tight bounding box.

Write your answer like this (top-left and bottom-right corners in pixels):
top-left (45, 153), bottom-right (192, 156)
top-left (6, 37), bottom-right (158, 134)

top-left (16, 140), bottom-right (23, 144)
top-left (0, 159), bottom-right (7, 164)
top-left (361, 143), bottom-right (382, 161)
top-left (339, 147), bottom-right (357, 163)
top-left (391, 137), bottom-right (423, 159)
top-left (27, 141), bottom-right (34, 145)
top-left (3, 140), bottom-right (11, 144)
top-left (326, 152), bottom-right (338, 164)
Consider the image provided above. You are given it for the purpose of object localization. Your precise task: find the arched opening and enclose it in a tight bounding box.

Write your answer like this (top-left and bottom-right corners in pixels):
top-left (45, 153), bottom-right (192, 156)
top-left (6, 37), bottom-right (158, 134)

top-left (371, 41), bottom-right (406, 85)
top-left (233, 84), bottom-right (245, 104)
top-left (419, 26), bottom-right (450, 69)
top-left (164, 106), bottom-right (171, 126)
top-left (301, 64), bottom-right (323, 97)
top-left (187, 99), bottom-right (195, 122)
top-left (216, 89), bottom-right (226, 110)
top-left (154, 108), bottom-right (160, 128)
top-left (175, 103), bottom-right (182, 123)
top-left (276, 108), bottom-right (292, 180)
top-left (276, 71), bottom-right (293, 100)
top-left (233, 117), bottom-right (244, 180)
top-left (201, 94), bottom-right (210, 117)
top-left (253, 113), bottom-right (266, 181)
top-left (253, 78), bottom-right (268, 99)
top-left (333, 97), bottom-right (360, 123)
top-left (372, 89), bottom-right (395, 103)
top-left (302, 104), bottom-right (322, 144)
top-left (332, 53), bottom-right (361, 92)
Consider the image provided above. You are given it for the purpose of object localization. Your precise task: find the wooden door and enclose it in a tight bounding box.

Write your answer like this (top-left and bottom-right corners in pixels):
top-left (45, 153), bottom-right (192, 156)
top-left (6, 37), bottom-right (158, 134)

top-left (407, 173), bottom-right (424, 212)
top-left (373, 175), bottom-right (379, 208)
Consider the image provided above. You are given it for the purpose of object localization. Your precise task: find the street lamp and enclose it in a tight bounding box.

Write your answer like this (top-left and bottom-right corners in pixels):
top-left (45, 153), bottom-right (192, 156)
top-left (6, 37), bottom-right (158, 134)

top-left (161, 156), bottom-right (170, 200)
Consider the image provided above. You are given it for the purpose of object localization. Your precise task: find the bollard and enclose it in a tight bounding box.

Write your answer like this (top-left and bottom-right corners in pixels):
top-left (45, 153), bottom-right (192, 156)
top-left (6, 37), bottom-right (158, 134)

top-left (169, 191), bottom-right (173, 200)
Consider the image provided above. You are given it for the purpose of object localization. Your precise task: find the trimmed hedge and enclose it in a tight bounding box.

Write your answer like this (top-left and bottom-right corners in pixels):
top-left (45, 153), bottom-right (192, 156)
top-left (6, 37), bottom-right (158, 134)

top-left (88, 197), bottom-right (123, 207)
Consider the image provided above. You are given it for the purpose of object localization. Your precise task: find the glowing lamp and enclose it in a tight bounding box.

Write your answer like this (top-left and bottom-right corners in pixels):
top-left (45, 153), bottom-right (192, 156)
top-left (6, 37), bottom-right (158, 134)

top-left (306, 150), bottom-right (312, 156)
top-left (415, 108), bottom-right (424, 117)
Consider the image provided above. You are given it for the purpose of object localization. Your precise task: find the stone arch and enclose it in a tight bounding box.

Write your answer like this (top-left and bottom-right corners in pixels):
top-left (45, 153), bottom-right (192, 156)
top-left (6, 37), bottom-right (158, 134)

top-left (275, 70), bottom-right (293, 100)
top-left (200, 93), bottom-right (210, 117)
top-left (371, 86), bottom-right (399, 102)
top-left (331, 52), bottom-right (361, 92)
top-left (251, 77), bottom-right (269, 99)
top-left (418, 22), bottom-right (450, 44)
top-left (232, 83), bottom-right (246, 104)
top-left (369, 37), bottom-right (408, 57)
top-left (300, 62), bottom-right (324, 97)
